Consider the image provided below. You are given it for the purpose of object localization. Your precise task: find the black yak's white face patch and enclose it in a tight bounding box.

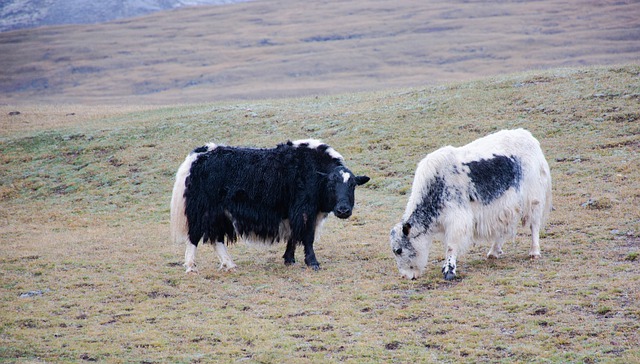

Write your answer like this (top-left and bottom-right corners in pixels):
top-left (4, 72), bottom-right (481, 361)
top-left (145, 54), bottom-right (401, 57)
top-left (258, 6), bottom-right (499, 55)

top-left (340, 170), bottom-right (352, 183)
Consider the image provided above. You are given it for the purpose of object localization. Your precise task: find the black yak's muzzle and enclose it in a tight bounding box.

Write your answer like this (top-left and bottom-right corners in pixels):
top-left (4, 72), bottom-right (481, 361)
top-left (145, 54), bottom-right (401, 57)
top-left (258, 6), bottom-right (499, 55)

top-left (334, 203), bottom-right (353, 219)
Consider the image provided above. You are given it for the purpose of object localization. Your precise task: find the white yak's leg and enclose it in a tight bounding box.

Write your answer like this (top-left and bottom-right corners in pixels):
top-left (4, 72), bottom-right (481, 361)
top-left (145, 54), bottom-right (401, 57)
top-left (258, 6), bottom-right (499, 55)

top-left (487, 238), bottom-right (506, 259)
top-left (529, 220), bottom-right (542, 259)
top-left (442, 216), bottom-right (471, 281)
top-left (528, 200), bottom-right (543, 259)
top-left (442, 244), bottom-right (458, 281)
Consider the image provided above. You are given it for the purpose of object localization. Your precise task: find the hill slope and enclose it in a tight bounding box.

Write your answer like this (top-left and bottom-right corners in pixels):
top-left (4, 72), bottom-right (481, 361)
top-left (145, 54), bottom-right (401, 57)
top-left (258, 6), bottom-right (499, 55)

top-left (0, 64), bottom-right (639, 362)
top-left (1, 0), bottom-right (639, 104)
top-left (0, 0), bottom-right (251, 32)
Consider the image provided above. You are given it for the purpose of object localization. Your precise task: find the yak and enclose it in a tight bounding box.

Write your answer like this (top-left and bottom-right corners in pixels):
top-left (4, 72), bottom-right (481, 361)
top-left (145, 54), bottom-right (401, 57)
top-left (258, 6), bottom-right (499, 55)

top-left (171, 139), bottom-right (369, 273)
top-left (390, 129), bottom-right (552, 280)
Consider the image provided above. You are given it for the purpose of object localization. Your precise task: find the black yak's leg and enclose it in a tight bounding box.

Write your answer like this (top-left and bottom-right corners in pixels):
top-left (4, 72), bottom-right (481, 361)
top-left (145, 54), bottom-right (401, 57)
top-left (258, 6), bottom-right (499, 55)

top-left (283, 239), bottom-right (296, 265)
top-left (302, 229), bottom-right (320, 270)
top-left (185, 242), bottom-right (198, 274)
top-left (214, 241), bottom-right (237, 271)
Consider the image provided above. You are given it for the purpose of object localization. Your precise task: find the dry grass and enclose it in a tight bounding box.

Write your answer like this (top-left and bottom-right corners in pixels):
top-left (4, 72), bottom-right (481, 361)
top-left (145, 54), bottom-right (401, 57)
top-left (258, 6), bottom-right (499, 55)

top-left (1, 0), bottom-right (639, 105)
top-left (1, 64), bottom-right (639, 362)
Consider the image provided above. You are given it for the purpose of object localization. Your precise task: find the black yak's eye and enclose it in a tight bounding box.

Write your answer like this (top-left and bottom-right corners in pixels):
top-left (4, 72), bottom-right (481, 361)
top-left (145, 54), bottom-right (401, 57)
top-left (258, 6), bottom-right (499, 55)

top-left (394, 248), bottom-right (403, 256)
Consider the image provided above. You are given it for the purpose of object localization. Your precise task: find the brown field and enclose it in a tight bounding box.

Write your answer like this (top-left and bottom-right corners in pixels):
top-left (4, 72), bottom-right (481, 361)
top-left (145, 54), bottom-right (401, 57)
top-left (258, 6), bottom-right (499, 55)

top-left (1, 0), bottom-right (639, 105)
top-left (1, 64), bottom-right (639, 362)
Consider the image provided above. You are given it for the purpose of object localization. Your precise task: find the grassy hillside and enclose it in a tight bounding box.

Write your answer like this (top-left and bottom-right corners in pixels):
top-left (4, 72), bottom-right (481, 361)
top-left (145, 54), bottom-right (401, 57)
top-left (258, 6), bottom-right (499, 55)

top-left (1, 0), bottom-right (639, 104)
top-left (1, 64), bottom-right (639, 362)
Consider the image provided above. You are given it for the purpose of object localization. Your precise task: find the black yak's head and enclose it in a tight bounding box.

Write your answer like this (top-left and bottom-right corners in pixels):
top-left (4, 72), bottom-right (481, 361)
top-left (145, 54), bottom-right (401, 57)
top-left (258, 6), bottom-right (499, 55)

top-left (325, 166), bottom-right (369, 219)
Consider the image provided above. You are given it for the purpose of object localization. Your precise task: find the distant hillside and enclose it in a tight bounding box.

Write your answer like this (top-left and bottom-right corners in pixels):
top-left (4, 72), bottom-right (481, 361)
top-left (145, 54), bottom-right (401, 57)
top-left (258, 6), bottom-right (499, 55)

top-left (0, 0), bottom-right (638, 105)
top-left (0, 0), bottom-right (251, 32)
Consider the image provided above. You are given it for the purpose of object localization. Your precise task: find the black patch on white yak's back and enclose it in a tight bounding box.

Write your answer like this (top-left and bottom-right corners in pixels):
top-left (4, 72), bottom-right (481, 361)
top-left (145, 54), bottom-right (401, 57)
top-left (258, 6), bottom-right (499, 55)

top-left (464, 154), bottom-right (522, 205)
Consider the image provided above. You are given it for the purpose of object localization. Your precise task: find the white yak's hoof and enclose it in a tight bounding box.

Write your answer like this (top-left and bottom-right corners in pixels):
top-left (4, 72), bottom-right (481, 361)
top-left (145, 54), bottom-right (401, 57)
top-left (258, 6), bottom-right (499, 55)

top-left (442, 263), bottom-right (457, 281)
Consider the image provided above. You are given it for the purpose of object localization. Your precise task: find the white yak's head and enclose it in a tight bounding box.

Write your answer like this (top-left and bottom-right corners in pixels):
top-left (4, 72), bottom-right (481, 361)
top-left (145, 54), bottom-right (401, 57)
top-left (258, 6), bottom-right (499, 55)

top-left (389, 222), bottom-right (431, 280)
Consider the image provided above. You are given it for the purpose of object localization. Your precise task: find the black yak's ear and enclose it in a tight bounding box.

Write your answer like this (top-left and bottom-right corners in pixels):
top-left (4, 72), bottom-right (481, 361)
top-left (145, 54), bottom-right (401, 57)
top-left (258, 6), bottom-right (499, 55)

top-left (402, 222), bottom-right (411, 236)
top-left (355, 175), bottom-right (370, 185)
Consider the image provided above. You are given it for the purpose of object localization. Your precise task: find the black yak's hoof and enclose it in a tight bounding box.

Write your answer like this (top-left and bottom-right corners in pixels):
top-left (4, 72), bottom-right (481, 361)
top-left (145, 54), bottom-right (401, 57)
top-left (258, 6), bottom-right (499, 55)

top-left (284, 259), bottom-right (296, 266)
top-left (304, 257), bottom-right (320, 270)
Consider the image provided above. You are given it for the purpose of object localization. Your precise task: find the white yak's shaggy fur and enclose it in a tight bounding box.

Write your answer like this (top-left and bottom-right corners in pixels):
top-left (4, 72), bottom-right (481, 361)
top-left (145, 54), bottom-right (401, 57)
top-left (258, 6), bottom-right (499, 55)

top-left (390, 128), bottom-right (552, 280)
